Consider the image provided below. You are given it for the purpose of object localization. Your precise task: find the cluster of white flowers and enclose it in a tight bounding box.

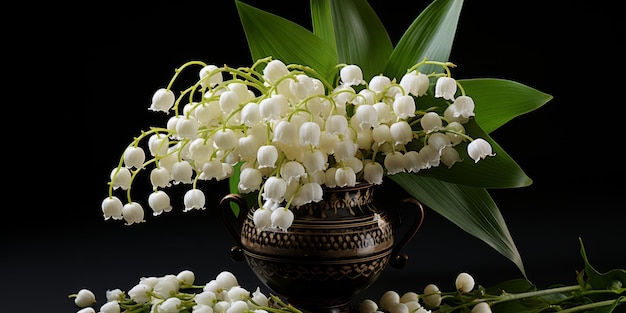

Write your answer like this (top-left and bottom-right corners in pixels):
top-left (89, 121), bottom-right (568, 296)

top-left (69, 270), bottom-right (492, 313)
top-left (359, 272), bottom-right (491, 313)
top-left (69, 270), bottom-right (273, 313)
top-left (101, 57), bottom-right (495, 230)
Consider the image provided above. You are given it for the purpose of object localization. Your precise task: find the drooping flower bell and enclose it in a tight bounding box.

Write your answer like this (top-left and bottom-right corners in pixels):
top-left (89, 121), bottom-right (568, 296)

top-left (467, 138), bottom-right (495, 163)
top-left (149, 88), bottom-right (175, 112)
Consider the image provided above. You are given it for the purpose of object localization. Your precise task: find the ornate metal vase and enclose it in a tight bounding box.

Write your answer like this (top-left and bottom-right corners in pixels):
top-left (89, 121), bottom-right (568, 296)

top-left (220, 183), bottom-right (424, 313)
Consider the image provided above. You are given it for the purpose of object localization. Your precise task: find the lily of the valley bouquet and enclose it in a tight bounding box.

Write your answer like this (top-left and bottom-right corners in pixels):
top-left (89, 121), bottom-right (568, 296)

top-left (102, 0), bottom-right (553, 279)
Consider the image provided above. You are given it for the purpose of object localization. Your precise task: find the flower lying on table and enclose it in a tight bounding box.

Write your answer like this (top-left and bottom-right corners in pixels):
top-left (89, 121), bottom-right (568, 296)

top-left (102, 57), bottom-right (493, 232)
top-left (68, 240), bottom-right (625, 313)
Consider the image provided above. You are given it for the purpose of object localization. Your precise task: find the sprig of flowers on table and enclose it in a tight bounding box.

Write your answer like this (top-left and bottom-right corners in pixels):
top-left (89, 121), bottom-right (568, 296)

top-left (102, 56), bottom-right (492, 231)
top-left (68, 240), bottom-right (625, 313)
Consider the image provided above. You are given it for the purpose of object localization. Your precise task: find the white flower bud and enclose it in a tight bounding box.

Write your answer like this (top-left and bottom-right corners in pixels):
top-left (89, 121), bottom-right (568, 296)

top-left (420, 112), bottom-right (443, 133)
top-left (379, 290), bottom-right (400, 311)
top-left (455, 272), bottom-right (475, 293)
top-left (159, 297), bottom-right (182, 313)
top-left (74, 289), bottom-right (96, 307)
top-left (423, 284), bottom-right (441, 308)
top-left (199, 64), bottom-right (223, 88)
top-left (122, 202), bottom-right (145, 225)
top-left (369, 75), bottom-right (391, 93)
top-left (470, 302), bottom-right (491, 313)
top-left (263, 59), bottom-right (289, 84)
top-left (359, 299), bottom-right (379, 313)
top-left (441, 146), bottom-right (462, 168)
top-left (195, 291), bottom-right (217, 306)
top-left (216, 271), bottom-right (239, 290)
top-left (280, 161), bottom-right (306, 183)
top-left (128, 284), bottom-right (152, 304)
top-left (99, 300), bottom-right (120, 313)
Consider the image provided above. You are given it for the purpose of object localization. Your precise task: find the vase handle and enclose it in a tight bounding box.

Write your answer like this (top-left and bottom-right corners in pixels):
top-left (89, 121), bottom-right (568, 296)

top-left (219, 193), bottom-right (249, 262)
top-left (390, 198), bottom-right (425, 269)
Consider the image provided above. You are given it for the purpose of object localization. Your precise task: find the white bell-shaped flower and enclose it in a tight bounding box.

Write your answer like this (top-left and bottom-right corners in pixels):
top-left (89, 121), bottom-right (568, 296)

top-left (159, 297), bottom-right (182, 313)
top-left (369, 75), bottom-right (391, 94)
top-left (340, 64), bottom-right (365, 86)
top-left (262, 176), bottom-right (287, 202)
top-left (418, 145), bottom-right (441, 169)
top-left (149, 88), bottom-right (175, 113)
top-left (392, 95), bottom-right (416, 119)
top-left (241, 102), bottom-right (262, 126)
top-left (183, 189), bottom-right (206, 211)
top-left (399, 71), bottom-right (429, 97)
top-left (324, 167), bottom-right (338, 187)
top-left (259, 95), bottom-right (289, 121)
top-left (202, 159), bottom-right (223, 180)
top-left (449, 95), bottom-right (475, 118)
top-left (216, 271), bottom-right (239, 290)
top-left (171, 161), bottom-right (193, 184)
top-left (74, 289), bottom-right (96, 307)
top-left (257, 145), bottom-right (278, 168)
top-left (334, 166), bottom-right (356, 187)
top-left (354, 104), bottom-right (378, 129)
top-left (123, 146), bottom-right (145, 169)
top-left (214, 300), bottom-right (232, 312)
top-left (189, 138), bottom-right (213, 163)
top-left (77, 308), bottom-right (96, 313)
top-left (237, 135), bottom-right (261, 161)
top-left (271, 207), bottom-right (294, 230)
top-left (420, 112), bottom-right (443, 133)
top-left (150, 167), bottom-right (171, 188)
top-left (441, 146), bottom-right (462, 168)
top-left (372, 124), bottom-right (392, 146)
top-left (434, 76), bottom-right (457, 100)
top-left (148, 134), bottom-right (169, 156)
top-left (227, 286), bottom-right (250, 302)
top-left (263, 59), bottom-right (289, 84)
top-left (379, 290), bottom-right (400, 311)
top-left (428, 132), bottom-right (451, 153)
top-left (253, 207), bottom-right (272, 229)
top-left (175, 117), bottom-right (199, 139)
top-left (360, 299), bottom-right (379, 313)
top-left (384, 152), bottom-right (406, 175)
top-left (455, 272), bottom-right (475, 293)
top-left (363, 161), bottom-right (384, 185)
top-left (199, 64), bottom-right (222, 88)
top-left (213, 128), bottom-right (237, 150)
top-left (390, 121), bottom-right (413, 145)
top-left (388, 302), bottom-right (409, 313)
top-left (227, 300), bottom-right (249, 313)
top-left (333, 138), bottom-right (357, 162)
top-left (445, 121), bottom-right (465, 145)
top-left (273, 120), bottom-right (297, 145)
top-left (325, 114), bottom-right (348, 135)
top-left (101, 196), bottom-right (123, 220)
top-left (194, 291), bottom-right (217, 306)
top-left (122, 202), bottom-right (145, 225)
top-left (290, 74), bottom-right (316, 100)
top-left (403, 150), bottom-right (424, 173)
top-left (127, 284), bottom-right (151, 304)
top-left (291, 182), bottom-right (323, 207)
top-left (467, 138), bottom-right (495, 163)
top-left (280, 161), bottom-right (306, 183)
top-left (148, 190), bottom-right (172, 216)
top-left (219, 90), bottom-right (241, 115)
top-left (373, 102), bottom-right (393, 124)
top-left (238, 167), bottom-right (263, 193)
top-left (249, 287), bottom-right (270, 308)
top-left (110, 167), bottom-right (131, 190)
top-left (194, 101), bottom-right (221, 125)
top-left (302, 149), bottom-right (327, 173)
top-left (299, 121), bottom-right (321, 147)
top-left (99, 300), bottom-right (120, 313)
top-left (357, 88), bottom-right (376, 105)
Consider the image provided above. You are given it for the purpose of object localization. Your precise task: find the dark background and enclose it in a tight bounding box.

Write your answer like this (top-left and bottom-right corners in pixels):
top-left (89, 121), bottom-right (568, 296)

top-left (4, 1), bottom-right (624, 312)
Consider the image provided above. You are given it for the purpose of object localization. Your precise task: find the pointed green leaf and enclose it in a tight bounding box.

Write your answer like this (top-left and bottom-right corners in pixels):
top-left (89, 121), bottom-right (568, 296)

top-left (325, 0), bottom-right (394, 79)
top-left (460, 78), bottom-right (554, 134)
top-left (409, 119), bottom-right (532, 188)
top-left (580, 238), bottom-right (626, 291)
top-left (385, 0), bottom-right (464, 79)
top-left (310, 0), bottom-right (336, 52)
top-left (236, 0), bottom-right (337, 77)
top-left (388, 173), bottom-right (526, 276)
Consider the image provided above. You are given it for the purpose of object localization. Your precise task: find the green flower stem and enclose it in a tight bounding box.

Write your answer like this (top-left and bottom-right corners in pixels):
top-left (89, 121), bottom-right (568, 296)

top-left (489, 285), bottom-right (580, 306)
top-left (558, 297), bottom-right (626, 313)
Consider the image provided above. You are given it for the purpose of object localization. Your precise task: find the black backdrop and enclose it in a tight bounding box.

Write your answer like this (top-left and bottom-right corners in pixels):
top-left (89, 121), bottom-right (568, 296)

top-left (4, 1), bottom-right (624, 312)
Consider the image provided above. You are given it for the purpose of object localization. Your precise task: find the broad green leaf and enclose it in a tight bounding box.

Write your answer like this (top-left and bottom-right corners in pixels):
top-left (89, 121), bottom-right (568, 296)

top-left (388, 173), bottom-right (526, 276)
top-left (236, 1), bottom-right (337, 77)
top-left (385, 0), bottom-right (464, 79)
top-left (326, 0), bottom-right (393, 79)
top-left (409, 119), bottom-right (533, 188)
top-left (580, 238), bottom-right (626, 291)
top-left (460, 78), bottom-right (554, 134)
top-left (310, 0), bottom-right (336, 53)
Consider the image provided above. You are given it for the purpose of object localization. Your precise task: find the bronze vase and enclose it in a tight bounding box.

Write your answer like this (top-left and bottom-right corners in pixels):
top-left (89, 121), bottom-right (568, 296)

top-left (220, 183), bottom-right (424, 313)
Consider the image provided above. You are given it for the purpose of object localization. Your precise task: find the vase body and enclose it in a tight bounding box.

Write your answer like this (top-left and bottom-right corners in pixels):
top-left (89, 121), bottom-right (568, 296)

top-left (221, 183), bottom-right (423, 313)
